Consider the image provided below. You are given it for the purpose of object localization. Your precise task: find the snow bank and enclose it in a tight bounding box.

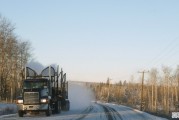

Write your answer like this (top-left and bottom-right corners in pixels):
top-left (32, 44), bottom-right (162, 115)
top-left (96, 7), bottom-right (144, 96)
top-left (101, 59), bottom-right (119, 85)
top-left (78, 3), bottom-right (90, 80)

top-left (68, 82), bottom-right (95, 110)
top-left (105, 103), bottom-right (168, 120)
top-left (0, 103), bottom-right (17, 116)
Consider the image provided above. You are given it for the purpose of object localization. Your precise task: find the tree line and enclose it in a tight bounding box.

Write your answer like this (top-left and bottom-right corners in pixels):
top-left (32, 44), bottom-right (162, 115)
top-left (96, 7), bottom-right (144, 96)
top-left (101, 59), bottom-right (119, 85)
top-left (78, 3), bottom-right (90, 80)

top-left (91, 66), bottom-right (179, 117)
top-left (0, 15), bottom-right (31, 102)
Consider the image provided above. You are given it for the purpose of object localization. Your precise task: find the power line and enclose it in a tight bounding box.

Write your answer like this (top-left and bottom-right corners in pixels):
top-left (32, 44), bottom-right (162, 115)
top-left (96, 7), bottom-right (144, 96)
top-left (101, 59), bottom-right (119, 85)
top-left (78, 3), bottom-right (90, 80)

top-left (145, 37), bottom-right (179, 68)
top-left (152, 41), bottom-right (179, 67)
top-left (121, 37), bottom-right (179, 84)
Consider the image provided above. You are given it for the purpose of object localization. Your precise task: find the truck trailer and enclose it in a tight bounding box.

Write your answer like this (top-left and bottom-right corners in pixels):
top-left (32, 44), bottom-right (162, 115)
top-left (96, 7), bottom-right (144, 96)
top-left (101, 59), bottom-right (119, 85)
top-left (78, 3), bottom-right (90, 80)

top-left (16, 66), bottom-right (70, 117)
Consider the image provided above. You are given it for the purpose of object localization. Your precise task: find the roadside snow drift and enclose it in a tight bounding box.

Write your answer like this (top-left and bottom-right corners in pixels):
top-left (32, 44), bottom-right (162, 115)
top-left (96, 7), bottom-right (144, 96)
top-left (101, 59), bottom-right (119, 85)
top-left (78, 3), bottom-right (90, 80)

top-left (0, 103), bottom-right (17, 116)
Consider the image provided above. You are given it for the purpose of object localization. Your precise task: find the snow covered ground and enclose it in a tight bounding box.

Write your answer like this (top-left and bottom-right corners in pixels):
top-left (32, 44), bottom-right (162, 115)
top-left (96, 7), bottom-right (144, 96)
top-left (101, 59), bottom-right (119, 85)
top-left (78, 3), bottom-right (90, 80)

top-left (0, 103), bottom-right (17, 116)
top-left (0, 102), bottom-right (169, 120)
top-left (101, 103), bottom-right (168, 120)
top-left (0, 82), bottom-right (169, 120)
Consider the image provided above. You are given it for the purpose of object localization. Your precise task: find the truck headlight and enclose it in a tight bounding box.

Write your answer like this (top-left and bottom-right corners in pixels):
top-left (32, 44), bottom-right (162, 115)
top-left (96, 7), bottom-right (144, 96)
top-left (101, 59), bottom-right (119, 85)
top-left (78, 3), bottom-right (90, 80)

top-left (17, 99), bottom-right (23, 104)
top-left (41, 99), bottom-right (48, 103)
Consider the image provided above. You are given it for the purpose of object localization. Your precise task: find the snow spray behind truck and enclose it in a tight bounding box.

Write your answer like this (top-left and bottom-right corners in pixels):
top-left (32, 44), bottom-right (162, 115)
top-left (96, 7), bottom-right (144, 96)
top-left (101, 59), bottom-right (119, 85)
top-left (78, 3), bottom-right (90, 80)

top-left (16, 66), bottom-right (70, 117)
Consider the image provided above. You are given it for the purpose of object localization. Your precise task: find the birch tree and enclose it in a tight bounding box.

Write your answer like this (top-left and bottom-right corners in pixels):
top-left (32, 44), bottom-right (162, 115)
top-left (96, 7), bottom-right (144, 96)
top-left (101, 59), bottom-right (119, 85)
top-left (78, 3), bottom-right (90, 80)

top-left (0, 15), bottom-right (32, 102)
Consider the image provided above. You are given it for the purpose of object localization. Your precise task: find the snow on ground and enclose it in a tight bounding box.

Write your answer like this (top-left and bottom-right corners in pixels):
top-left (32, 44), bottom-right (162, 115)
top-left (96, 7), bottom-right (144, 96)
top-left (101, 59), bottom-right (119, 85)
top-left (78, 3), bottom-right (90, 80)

top-left (104, 103), bottom-right (168, 120)
top-left (0, 103), bottom-right (17, 116)
top-left (0, 103), bottom-right (169, 120)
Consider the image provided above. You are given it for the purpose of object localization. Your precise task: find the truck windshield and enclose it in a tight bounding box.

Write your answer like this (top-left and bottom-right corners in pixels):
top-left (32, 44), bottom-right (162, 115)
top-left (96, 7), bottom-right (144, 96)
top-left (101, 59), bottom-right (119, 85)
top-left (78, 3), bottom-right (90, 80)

top-left (23, 81), bottom-right (48, 89)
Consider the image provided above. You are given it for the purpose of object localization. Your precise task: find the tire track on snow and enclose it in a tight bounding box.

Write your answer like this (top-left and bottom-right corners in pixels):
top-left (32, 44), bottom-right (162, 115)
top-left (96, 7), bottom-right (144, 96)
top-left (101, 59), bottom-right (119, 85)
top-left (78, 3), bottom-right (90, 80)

top-left (99, 104), bottom-right (123, 120)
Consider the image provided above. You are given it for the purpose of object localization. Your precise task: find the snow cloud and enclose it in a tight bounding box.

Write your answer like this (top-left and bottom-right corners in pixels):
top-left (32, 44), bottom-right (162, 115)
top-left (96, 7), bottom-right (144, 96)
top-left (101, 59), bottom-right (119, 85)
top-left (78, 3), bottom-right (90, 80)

top-left (68, 82), bottom-right (95, 110)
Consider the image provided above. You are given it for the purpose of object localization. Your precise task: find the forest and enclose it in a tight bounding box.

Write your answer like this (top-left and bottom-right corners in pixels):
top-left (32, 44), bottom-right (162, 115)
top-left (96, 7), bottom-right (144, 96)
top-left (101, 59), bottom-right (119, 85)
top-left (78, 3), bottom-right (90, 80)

top-left (91, 66), bottom-right (179, 117)
top-left (0, 15), bottom-right (31, 102)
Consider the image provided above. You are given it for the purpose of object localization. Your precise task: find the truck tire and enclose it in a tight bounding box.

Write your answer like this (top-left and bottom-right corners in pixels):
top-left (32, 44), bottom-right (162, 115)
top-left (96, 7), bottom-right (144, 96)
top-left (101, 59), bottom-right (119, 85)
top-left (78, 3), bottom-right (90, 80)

top-left (18, 110), bottom-right (24, 117)
top-left (55, 101), bottom-right (61, 114)
top-left (45, 105), bottom-right (51, 116)
top-left (67, 101), bottom-right (70, 111)
top-left (46, 110), bottom-right (50, 116)
top-left (65, 100), bottom-right (70, 111)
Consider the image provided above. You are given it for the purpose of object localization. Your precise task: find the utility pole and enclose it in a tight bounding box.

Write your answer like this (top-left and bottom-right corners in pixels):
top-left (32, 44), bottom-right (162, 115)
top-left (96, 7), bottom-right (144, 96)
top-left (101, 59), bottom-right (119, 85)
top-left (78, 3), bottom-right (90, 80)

top-left (176, 67), bottom-right (179, 110)
top-left (177, 67), bottom-right (179, 102)
top-left (138, 70), bottom-right (149, 111)
top-left (107, 77), bottom-right (112, 103)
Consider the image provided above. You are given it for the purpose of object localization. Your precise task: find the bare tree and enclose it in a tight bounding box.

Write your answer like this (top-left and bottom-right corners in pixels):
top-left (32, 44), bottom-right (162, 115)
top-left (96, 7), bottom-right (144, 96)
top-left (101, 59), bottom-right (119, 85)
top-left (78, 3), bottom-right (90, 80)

top-left (162, 66), bottom-right (172, 114)
top-left (0, 15), bottom-right (32, 102)
top-left (149, 68), bottom-right (158, 112)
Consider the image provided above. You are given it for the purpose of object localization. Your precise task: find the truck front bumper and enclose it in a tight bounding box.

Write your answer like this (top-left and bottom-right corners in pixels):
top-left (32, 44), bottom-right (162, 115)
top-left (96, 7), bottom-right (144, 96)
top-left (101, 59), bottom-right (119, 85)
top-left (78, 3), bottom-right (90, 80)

top-left (17, 104), bottom-right (48, 111)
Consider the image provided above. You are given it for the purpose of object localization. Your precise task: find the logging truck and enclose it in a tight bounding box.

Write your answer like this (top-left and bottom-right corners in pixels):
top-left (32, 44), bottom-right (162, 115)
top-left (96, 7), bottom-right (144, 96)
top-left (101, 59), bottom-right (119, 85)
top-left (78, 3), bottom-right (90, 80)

top-left (16, 66), bottom-right (70, 117)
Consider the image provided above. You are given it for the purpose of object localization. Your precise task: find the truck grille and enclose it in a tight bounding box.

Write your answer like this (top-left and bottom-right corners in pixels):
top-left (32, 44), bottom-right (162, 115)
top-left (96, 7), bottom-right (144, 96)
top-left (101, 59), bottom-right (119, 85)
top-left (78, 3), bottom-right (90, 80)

top-left (24, 92), bottom-right (39, 104)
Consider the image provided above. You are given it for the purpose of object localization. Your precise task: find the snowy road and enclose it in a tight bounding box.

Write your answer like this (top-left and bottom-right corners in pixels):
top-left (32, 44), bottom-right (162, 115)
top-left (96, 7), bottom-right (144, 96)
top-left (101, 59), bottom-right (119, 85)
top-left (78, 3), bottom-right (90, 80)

top-left (1, 102), bottom-right (168, 120)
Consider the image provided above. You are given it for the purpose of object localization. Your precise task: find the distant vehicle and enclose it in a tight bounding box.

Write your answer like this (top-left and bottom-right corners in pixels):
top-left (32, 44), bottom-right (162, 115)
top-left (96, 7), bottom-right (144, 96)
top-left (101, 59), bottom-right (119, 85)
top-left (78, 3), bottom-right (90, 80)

top-left (16, 66), bottom-right (70, 117)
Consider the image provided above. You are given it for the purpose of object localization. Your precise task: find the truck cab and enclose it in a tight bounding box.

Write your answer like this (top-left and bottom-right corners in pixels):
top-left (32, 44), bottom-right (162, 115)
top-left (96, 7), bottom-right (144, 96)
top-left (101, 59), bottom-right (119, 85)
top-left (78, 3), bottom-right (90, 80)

top-left (17, 79), bottom-right (52, 116)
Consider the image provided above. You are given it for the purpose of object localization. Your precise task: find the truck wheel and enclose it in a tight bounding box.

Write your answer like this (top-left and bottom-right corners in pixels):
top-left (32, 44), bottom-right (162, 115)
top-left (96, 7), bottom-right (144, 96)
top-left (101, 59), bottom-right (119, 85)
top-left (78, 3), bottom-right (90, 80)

top-left (65, 100), bottom-right (70, 111)
top-left (46, 109), bottom-right (51, 116)
top-left (18, 111), bottom-right (24, 117)
top-left (58, 101), bottom-right (61, 113)
top-left (67, 102), bottom-right (70, 111)
top-left (55, 101), bottom-right (61, 114)
top-left (45, 105), bottom-right (51, 116)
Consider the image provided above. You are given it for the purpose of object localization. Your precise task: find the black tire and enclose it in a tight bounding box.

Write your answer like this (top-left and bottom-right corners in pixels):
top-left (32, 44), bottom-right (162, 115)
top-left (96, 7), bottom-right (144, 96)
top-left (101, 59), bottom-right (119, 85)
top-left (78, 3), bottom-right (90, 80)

top-left (65, 100), bottom-right (70, 111)
top-left (18, 110), bottom-right (24, 117)
top-left (55, 101), bottom-right (61, 114)
top-left (45, 105), bottom-right (51, 116)
top-left (58, 101), bottom-right (61, 113)
top-left (67, 101), bottom-right (70, 111)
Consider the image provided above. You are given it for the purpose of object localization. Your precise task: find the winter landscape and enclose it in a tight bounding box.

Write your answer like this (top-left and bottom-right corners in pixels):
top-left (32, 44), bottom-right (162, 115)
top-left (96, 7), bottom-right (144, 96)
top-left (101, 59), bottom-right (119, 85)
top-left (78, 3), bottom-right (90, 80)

top-left (0, 0), bottom-right (179, 120)
top-left (0, 82), bottom-right (169, 120)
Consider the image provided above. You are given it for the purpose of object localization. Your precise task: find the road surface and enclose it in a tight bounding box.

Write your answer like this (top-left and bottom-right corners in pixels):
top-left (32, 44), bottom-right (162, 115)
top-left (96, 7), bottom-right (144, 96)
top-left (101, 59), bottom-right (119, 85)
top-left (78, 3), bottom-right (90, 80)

top-left (0, 102), bottom-right (168, 120)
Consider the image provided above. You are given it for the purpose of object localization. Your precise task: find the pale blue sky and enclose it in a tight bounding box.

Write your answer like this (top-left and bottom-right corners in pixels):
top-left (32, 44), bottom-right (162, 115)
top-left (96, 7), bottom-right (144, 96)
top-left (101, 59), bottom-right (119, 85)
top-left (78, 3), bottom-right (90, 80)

top-left (0, 0), bottom-right (179, 82)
